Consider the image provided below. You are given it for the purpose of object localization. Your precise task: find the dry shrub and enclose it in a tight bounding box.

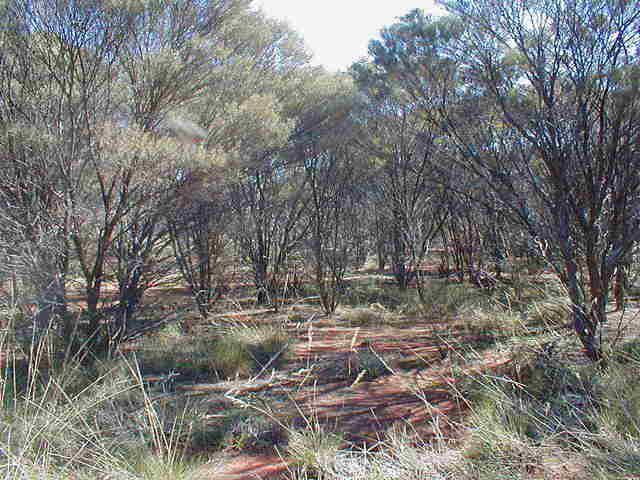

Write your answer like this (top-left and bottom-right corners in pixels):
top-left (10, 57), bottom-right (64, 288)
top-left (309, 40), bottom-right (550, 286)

top-left (525, 296), bottom-right (572, 330)
top-left (338, 306), bottom-right (390, 326)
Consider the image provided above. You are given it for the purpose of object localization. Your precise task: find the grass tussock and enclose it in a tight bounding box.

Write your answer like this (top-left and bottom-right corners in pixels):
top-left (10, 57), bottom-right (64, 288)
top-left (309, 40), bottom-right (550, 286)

top-left (338, 306), bottom-right (392, 327)
top-left (137, 321), bottom-right (289, 380)
top-left (213, 322), bottom-right (289, 378)
top-left (524, 295), bottom-right (572, 330)
top-left (0, 346), bottom-right (199, 479)
top-left (286, 419), bottom-right (344, 477)
top-left (221, 409), bottom-right (288, 453)
top-left (455, 339), bottom-right (640, 479)
top-left (458, 306), bottom-right (523, 340)
top-left (413, 280), bottom-right (496, 321)
top-left (286, 421), bottom-right (466, 479)
top-left (340, 280), bottom-right (414, 310)
top-left (314, 349), bottom-right (390, 382)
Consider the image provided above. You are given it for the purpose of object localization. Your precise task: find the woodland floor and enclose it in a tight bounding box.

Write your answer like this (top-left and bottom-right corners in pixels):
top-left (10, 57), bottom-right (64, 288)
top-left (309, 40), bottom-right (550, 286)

top-left (63, 269), bottom-right (640, 479)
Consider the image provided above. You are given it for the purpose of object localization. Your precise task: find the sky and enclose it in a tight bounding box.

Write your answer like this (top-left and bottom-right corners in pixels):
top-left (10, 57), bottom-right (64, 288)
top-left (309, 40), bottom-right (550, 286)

top-left (253, 1), bottom-right (444, 72)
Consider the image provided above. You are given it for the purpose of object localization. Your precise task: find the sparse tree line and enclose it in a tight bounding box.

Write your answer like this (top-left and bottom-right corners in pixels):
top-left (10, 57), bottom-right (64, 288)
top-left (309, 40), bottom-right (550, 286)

top-left (0, 0), bottom-right (638, 363)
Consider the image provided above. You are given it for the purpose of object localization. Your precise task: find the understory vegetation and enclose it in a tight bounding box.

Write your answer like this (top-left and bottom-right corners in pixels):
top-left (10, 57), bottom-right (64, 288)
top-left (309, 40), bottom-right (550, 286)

top-left (0, 270), bottom-right (638, 479)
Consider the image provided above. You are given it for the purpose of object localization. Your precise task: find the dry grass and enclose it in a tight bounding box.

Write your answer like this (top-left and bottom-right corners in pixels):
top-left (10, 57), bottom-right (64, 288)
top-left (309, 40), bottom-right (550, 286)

top-left (1, 273), bottom-right (639, 479)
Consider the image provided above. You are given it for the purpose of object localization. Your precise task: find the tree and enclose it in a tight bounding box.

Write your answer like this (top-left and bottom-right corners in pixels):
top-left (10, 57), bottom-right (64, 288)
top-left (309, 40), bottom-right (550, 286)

top-left (351, 65), bottom-right (450, 294)
top-left (228, 161), bottom-right (311, 305)
top-left (0, 0), bottom-right (133, 336)
top-left (0, 0), bottom-right (265, 356)
top-left (72, 122), bottom-right (207, 351)
top-left (303, 138), bottom-right (367, 314)
top-left (368, 2), bottom-right (640, 361)
top-left (224, 70), bottom-right (356, 306)
top-left (167, 168), bottom-right (232, 319)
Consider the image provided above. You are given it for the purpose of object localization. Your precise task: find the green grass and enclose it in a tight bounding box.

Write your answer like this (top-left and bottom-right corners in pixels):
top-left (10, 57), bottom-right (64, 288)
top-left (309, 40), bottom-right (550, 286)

top-left (135, 321), bottom-right (289, 381)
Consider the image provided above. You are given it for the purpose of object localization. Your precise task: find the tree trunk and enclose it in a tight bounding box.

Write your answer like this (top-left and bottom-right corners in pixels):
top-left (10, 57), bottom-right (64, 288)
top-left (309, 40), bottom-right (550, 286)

top-left (613, 263), bottom-right (628, 312)
top-left (391, 223), bottom-right (409, 289)
top-left (34, 275), bottom-right (67, 331)
top-left (254, 257), bottom-right (270, 305)
top-left (564, 261), bottom-right (603, 363)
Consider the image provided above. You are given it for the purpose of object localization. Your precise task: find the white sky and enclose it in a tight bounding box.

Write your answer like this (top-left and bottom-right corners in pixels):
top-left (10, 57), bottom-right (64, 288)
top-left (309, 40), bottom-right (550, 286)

top-left (253, 1), bottom-right (445, 72)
